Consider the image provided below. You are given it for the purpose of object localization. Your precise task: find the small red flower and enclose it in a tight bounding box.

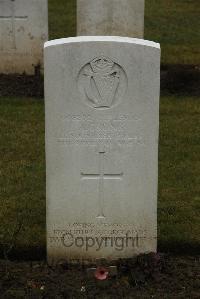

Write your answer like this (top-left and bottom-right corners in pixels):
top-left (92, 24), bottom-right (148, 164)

top-left (95, 267), bottom-right (109, 280)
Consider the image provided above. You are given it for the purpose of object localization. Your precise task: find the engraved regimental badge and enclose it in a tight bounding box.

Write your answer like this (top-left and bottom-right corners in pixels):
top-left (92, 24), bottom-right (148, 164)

top-left (78, 56), bottom-right (127, 109)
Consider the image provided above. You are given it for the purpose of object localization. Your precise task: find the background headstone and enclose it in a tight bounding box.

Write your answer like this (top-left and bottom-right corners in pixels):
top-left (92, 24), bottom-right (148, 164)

top-left (0, 0), bottom-right (48, 74)
top-left (77, 0), bottom-right (145, 38)
top-left (45, 36), bottom-right (160, 263)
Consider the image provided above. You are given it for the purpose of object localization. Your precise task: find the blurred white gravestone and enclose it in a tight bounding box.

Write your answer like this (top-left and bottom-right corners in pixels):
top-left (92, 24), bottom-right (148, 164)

top-left (77, 0), bottom-right (145, 38)
top-left (45, 36), bottom-right (160, 263)
top-left (0, 0), bottom-right (48, 74)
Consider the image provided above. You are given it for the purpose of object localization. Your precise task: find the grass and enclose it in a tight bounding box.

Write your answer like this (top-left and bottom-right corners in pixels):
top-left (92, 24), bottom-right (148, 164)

top-left (145, 0), bottom-right (200, 65)
top-left (48, 0), bottom-right (76, 40)
top-left (0, 99), bottom-right (45, 255)
top-left (0, 96), bottom-right (199, 257)
top-left (48, 0), bottom-right (200, 65)
top-left (158, 96), bottom-right (200, 252)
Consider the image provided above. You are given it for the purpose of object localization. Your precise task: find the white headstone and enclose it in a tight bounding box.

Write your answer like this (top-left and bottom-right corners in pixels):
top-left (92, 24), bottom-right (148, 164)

top-left (0, 0), bottom-right (48, 74)
top-left (45, 36), bottom-right (160, 263)
top-left (77, 0), bottom-right (145, 38)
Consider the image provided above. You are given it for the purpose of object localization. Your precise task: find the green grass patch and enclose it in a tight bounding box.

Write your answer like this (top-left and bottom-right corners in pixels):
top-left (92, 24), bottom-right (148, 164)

top-left (145, 0), bottom-right (200, 64)
top-left (0, 96), bottom-right (199, 257)
top-left (48, 0), bottom-right (200, 65)
top-left (0, 98), bottom-right (45, 255)
top-left (49, 0), bottom-right (76, 40)
top-left (158, 96), bottom-right (200, 251)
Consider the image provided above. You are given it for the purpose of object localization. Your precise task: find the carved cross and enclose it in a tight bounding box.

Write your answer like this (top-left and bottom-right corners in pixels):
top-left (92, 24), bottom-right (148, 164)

top-left (81, 151), bottom-right (123, 219)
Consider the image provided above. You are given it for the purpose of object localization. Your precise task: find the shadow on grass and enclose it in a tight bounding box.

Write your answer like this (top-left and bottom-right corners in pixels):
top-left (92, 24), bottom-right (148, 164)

top-left (0, 64), bottom-right (200, 98)
top-left (0, 241), bottom-right (199, 261)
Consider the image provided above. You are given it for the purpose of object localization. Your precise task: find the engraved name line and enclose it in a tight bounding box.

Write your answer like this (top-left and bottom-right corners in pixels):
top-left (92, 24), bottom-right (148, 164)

top-left (0, 16), bottom-right (28, 19)
top-left (63, 115), bottom-right (141, 122)
top-left (58, 137), bottom-right (144, 145)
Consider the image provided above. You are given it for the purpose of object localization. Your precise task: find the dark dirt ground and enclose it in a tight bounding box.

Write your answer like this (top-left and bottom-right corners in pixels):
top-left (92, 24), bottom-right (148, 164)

top-left (0, 65), bottom-right (200, 98)
top-left (0, 254), bottom-right (199, 299)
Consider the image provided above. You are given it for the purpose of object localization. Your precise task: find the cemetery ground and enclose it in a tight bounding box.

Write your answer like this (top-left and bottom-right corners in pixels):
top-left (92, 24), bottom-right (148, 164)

top-left (0, 96), bottom-right (199, 298)
top-left (0, 0), bottom-right (200, 298)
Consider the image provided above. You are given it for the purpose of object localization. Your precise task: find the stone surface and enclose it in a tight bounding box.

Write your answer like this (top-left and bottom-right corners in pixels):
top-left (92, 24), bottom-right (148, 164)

top-left (0, 0), bottom-right (48, 74)
top-left (77, 0), bottom-right (145, 38)
top-left (45, 36), bottom-right (160, 263)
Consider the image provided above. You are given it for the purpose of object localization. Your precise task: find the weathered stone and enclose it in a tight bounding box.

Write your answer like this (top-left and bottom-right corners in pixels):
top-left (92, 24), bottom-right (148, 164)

top-left (45, 36), bottom-right (160, 263)
top-left (0, 0), bottom-right (48, 74)
top-left (77, 0), bottom-right (145, 38)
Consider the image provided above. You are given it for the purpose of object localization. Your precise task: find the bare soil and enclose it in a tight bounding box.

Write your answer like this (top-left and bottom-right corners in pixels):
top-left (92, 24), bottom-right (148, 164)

top-left (0, 254), bottom-right (199, 298)
top-left (161, 64), bottom-right (200, 96)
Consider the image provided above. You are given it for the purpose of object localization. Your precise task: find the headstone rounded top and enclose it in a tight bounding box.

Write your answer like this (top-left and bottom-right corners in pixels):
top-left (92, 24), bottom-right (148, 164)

top-left (44, 36), bottom-right (160, 50)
